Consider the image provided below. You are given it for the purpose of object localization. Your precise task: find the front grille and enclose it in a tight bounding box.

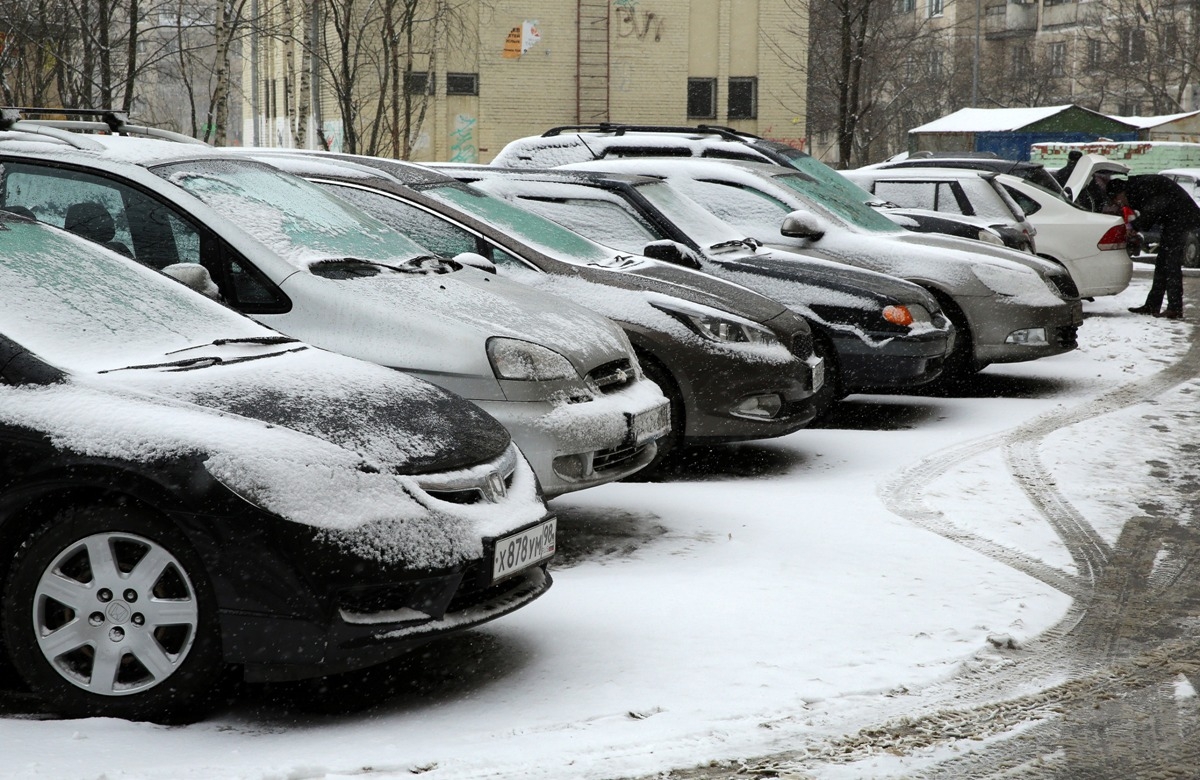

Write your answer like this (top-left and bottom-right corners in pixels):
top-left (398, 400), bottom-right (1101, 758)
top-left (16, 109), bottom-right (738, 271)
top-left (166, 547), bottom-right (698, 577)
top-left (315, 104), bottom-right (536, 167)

top-left (424, 470), bottom-right (515, 505)
top-left (593, 441), bottom-right (652, 472)
top-left (587, 359), bottom-right (636, 393)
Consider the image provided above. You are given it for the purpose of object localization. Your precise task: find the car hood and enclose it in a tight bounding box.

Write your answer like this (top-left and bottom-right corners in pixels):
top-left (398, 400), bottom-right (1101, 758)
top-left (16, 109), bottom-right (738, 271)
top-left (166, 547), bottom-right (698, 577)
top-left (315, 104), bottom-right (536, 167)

top-left (740, 247), bottom-right (939, 307)
top-left (0, 349), bottom-right (547, 567)
top-left (97, 346), bottom-right (512, 474)
top-left (275, 265), bottom-right (631, 380)
top-left (594, 256), bottom-right (790, 324)
top-left (886, 229), bottom-right (1066, 277)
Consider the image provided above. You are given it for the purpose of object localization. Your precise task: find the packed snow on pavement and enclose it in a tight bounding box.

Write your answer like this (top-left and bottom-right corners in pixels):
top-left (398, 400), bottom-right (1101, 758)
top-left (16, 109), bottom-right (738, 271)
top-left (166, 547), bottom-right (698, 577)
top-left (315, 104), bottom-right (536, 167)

top-left (1, 268), bottom-right (1192, 780)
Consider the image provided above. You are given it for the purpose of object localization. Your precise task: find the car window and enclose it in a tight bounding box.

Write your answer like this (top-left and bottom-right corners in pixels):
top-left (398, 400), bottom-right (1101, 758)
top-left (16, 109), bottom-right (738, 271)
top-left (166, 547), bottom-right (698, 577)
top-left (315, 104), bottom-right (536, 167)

top-left (0, 217), bottom-right (260, 373)
top-left (513, 196), bottom-right (660, 254)
top-left (0, 162), bottom-right (202, 269)
top-left (330, 185), bottom-right (480, 258)
top-left (1003, 184), bottom-right (1043, 216)
top-left (669, 178), bottom-right (793, 239)
top-left (421, 181), bottom-right (617, 265)
top-left (873, 181), bottom-right (952, 213)
top-left (768, 172), bottom-right (900, 232)
top-left (153, 158), bottom-right (429, 269)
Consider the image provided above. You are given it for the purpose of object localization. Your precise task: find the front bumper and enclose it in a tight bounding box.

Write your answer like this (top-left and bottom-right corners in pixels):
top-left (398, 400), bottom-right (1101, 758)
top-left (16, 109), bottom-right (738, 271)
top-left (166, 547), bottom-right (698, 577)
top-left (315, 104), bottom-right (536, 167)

top-left (966, 294), bottom-right (1083, 366)
top-left (475, 379), bottom-right (670, 498)
top-left (832, 325), bottom-right (955, 392)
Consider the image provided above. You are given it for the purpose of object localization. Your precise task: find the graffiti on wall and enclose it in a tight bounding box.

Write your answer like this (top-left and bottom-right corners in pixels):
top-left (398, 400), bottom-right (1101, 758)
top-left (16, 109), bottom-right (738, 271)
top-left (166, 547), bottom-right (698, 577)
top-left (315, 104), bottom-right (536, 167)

top-left (615, 7), bottom-right (663, 42)
top-left (450, 114), bottom-right (479, 163)
top-left (502, 20), bottom-right (541, 58)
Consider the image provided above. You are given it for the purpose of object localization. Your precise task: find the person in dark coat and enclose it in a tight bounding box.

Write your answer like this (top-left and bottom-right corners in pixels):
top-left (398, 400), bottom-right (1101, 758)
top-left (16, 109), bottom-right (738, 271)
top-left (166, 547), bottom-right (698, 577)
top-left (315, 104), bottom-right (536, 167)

top-left (1109, 174), bottom-right (1200, 319)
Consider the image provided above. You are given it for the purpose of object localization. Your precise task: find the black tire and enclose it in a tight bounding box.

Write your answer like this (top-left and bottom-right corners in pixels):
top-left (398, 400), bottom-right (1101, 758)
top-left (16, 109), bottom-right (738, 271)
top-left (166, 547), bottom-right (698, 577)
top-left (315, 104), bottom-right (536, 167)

top-left (931, 293), bottom-right (979, 380)
top-left (1183, 231), bottom-right (1200, 270)
top-left (2, 505), bottom-right (226, 723)
top-left (625, 351), bottom-right (685, 478)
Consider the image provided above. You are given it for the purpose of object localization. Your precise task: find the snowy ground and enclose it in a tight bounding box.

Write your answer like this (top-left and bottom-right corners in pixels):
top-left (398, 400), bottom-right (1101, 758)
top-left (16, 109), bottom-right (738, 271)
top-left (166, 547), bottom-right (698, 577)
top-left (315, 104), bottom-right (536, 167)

top-left (2, 268), bottom-right (1194, 780)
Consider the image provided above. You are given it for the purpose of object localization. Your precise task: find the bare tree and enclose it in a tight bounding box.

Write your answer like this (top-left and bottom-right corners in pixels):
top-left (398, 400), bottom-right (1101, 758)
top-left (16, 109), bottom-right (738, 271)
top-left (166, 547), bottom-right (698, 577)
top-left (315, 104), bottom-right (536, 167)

top-left (1076, 0), bottom-right (1200, 115)
top-left (766, 0), bottom-right (961, 167)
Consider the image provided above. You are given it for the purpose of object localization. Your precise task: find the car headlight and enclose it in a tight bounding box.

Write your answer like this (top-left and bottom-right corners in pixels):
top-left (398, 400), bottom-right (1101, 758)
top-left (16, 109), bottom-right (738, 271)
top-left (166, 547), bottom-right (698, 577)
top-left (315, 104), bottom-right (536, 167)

top-left (487, 337), bottom-right (579, 381)
top-left (971, 264), bottom-right (1044, 297)
top-left (652, 301), bottom-right (780, 346)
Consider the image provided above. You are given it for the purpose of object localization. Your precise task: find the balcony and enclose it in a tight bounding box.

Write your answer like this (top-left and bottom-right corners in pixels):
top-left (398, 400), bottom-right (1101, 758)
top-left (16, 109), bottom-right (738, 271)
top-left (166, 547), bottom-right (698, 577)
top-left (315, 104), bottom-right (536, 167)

top-left (984, 1), bottom-right (1038, 38)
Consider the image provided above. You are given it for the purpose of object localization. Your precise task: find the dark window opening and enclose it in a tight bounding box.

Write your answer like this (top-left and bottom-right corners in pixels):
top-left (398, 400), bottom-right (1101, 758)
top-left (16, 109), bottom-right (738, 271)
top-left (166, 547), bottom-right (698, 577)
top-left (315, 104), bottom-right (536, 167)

top-left (405, 70), bottom-right (435, 95)
top-left (446, 72), bottom-right (479, 96)
top-left (687, 78), bottom-right (717, 119)
top-left (728, 77), bottom-right (758, 120)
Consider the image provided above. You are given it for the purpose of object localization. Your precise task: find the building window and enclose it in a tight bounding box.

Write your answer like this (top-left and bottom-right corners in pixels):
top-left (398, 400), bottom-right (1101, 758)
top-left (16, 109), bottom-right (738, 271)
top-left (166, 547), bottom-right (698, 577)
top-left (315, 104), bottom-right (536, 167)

top-left (687, 78), bottom-right (717, 119)
top-left (1121, 28), bottom-right (1147, 63)
top-left (927, 0), bottom-right (943, 17)
top-left (405, 70), bottom-right (435, 95)
top-left (1011, 47), bottom-right (1031, 79)
top-left (446, 72), bottom-right (479, 96)
top-left (929, 51), bottom-right (943, 78)
top-left (1049, 42), bottom-right (1066, 76)
top-left (728, 77), bottom-right (757, 120)
top-left (893, 0), bottom-right (915, 13)
top-left (1162, 24), bottom-right (1179, 58)
top-left (1086, 39), bottom-right (1101, 70)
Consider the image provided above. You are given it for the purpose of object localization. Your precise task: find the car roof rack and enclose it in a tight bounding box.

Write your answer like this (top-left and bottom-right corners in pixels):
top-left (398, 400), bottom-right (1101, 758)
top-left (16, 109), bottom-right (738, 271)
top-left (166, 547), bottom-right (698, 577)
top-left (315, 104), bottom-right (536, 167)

top-left (0, 107), bottom-right (206, 148)
top-left (540, 123), bottom-right (763, 142)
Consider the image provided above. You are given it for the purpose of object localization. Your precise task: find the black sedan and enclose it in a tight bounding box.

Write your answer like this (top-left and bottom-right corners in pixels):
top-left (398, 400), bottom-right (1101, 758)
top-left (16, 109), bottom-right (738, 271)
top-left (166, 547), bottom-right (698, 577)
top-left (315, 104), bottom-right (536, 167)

top-left (0, 210), bottom-right (554, 722)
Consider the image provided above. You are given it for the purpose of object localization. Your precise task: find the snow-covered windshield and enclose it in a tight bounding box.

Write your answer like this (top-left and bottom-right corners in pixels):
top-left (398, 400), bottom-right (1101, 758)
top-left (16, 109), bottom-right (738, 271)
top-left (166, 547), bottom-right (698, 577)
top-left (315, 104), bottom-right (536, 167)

top-left (422, 182), bottom-right (615, 265)
top-left (633, 181), bottom-right (741, 248)
top-left (769, 170), bottom-right (900, 233)
top-left (153, 159), bottom-right (431, 268)
top-left (0, 218), bottom-right (265, 373)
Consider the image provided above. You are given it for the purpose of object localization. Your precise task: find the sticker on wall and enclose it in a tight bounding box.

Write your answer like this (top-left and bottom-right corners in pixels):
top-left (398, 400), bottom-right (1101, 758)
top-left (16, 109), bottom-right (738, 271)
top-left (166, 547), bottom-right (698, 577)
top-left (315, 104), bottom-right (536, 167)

top-left (502, 20), bottom-right (541, 59)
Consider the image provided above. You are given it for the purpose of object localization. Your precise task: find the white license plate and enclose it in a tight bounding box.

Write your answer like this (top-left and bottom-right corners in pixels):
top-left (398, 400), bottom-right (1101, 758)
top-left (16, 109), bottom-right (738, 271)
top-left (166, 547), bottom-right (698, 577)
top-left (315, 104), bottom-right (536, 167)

top-left (631, 403), bottom-right (671, 444)
top-left (492, 517), bottom-right (557, 583)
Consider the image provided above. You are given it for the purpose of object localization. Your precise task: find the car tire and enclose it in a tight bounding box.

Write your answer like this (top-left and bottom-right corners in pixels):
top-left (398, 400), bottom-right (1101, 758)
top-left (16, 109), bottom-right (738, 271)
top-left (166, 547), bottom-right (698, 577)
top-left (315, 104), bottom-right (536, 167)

top-left (2, 504), bottom-right (226, 724)
top-left (930, 293), bottom-right (979, 380)
top-left (1183, 231), bottom-right (1200, 270)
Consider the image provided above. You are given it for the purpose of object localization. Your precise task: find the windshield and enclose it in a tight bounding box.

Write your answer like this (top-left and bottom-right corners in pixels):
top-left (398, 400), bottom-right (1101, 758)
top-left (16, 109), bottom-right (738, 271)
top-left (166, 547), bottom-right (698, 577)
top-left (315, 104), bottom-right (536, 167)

top-left (422, 181), bottom-right (616, 265)
top-left (768, 170), bottom-right (901, 233)
top-left (0, 218), bottom-right (266, 373)
top-left (153, 159), bottom-right (430, 268)
top-left (633, 181), bottom-right (741, 247)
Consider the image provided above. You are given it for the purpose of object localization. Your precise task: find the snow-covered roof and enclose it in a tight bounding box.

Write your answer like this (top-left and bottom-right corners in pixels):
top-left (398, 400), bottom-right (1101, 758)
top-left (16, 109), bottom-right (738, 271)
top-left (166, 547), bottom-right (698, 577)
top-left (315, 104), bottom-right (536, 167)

top-left (1108, 110), bottom-right (1200, 129)
top-left (910, 106), bottom-right (1079, 134)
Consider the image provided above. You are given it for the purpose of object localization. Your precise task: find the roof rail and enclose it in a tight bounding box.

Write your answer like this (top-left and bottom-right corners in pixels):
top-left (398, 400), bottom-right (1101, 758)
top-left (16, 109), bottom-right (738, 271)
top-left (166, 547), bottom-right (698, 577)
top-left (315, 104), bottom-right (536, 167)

top-left (540, 123), bottom-right (763, 141)
top-left (0, 107), bottom-right (207, 146)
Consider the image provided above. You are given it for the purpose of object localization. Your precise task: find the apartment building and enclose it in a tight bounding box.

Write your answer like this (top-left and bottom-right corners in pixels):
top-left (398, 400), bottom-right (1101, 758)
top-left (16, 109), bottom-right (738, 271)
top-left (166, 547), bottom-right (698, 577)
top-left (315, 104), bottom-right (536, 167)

top-left (243, 0), bottom-right (809, 162)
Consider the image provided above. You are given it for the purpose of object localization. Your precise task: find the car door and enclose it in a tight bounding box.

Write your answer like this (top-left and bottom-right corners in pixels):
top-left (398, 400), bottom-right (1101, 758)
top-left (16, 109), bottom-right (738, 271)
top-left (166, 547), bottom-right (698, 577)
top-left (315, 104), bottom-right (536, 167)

top-left (0, 159), bottom-right (291, 314)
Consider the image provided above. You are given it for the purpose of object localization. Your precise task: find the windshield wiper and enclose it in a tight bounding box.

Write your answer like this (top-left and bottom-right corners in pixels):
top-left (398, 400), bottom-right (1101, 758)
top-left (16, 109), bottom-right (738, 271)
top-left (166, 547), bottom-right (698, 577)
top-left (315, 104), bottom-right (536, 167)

top-left (101, 345), bottom-right (307, 374)
top-left (166, 336), bottom-right (300, 355)
top-left (709, 238), bottom-right (761, 252)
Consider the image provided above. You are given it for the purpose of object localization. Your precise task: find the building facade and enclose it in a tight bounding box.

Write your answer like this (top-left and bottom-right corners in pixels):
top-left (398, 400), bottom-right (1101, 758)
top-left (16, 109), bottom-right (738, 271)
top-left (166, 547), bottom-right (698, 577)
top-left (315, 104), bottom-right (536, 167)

top-left (242, 0), bottom-right (809, 162)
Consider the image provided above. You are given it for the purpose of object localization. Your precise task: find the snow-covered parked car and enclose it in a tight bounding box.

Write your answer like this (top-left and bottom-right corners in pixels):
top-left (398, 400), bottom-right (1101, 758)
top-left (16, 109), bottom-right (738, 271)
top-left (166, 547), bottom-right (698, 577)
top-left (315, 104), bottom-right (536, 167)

top-left (0, 126), bottom-right (669, 498)
top-left (558, 158), bottom-right (1084, 377)
top-left (0, 210), bottom-right (554, 723)
top-left (235, 150), bottom-right (825, 454)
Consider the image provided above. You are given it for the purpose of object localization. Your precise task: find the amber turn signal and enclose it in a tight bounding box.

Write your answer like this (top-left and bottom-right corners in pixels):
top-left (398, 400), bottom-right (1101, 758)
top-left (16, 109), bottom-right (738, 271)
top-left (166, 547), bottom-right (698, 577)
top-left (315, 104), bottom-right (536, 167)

top-left (883, 305), bottom-right (914, 326)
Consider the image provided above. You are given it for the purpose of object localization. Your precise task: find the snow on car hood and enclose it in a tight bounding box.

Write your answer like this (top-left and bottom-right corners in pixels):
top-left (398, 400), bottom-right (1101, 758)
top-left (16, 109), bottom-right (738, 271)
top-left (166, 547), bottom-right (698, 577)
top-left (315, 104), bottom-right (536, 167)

top-left (0, 374), bottom-right (541, 568)
top-left (273, 265), bottom-right (631, 379)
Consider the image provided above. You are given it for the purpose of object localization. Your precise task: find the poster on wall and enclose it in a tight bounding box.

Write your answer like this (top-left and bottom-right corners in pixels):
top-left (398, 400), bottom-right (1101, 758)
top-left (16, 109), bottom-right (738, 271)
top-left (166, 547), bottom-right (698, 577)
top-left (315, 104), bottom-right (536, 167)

top-left (502, 20), bottom-right (541, 59)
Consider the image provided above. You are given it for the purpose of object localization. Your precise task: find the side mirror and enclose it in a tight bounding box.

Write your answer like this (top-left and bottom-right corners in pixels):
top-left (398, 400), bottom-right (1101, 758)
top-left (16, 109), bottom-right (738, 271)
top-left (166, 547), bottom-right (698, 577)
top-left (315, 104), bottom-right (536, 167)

top-left (453, 251), bottom-right (497, 274)
top-left (642, 240), bottom-right (703, 269)
top-left (161, 263), bottom-right (221, 300)
top-left (780, 210), bottom-right (826, 241)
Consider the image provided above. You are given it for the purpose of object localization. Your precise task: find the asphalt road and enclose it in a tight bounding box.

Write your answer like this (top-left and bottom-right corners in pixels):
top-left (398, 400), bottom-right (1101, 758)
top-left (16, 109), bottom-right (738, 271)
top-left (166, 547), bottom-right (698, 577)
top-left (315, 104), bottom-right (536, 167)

top-left (641, 268), bottom-right (1200, 780)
